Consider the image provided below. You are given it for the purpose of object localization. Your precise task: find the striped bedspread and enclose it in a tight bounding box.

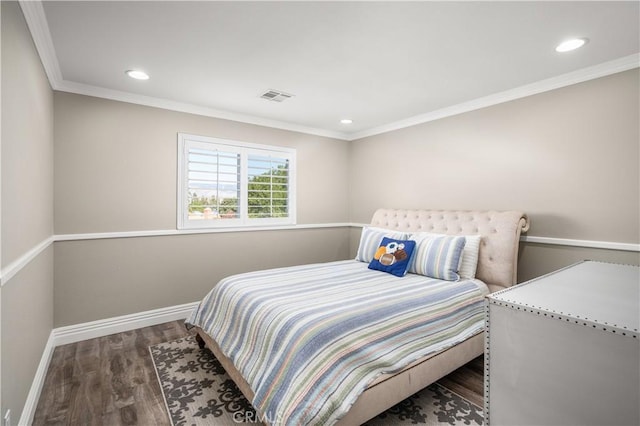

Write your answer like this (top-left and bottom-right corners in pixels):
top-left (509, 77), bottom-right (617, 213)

top-left (186, 260), bottom-right (489, 426)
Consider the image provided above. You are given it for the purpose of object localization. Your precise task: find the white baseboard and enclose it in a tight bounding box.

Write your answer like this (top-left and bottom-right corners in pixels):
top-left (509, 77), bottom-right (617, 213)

top-left (52, 301), bottom-right (199, 347)
top-left (19, 332), bottom-right (55, 426)
top-left (20, 301), bottom-right (199, 425)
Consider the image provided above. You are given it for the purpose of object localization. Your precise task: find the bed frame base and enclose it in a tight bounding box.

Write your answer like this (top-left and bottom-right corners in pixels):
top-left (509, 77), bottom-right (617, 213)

top-left (195, 327), bottom-right (484, 425)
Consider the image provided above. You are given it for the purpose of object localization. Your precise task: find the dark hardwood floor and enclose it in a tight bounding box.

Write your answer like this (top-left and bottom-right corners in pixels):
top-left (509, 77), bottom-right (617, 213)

top-left (33, 321), bottom-right (484, 425)
top-left (437, 355), bottom-right (484, 408)
top-left (33, 321), bottom-right (192, 426)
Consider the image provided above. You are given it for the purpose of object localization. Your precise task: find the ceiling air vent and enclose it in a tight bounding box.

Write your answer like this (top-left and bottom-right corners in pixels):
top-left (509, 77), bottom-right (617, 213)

top-left (260, 89), bottom-right (294, 102)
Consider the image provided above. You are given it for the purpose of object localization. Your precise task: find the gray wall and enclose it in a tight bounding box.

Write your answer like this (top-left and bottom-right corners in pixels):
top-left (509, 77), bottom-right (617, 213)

top-left (54, 93), bottom-right (350, 233)
top-left (0, 250), bottom-right (53, 424)
top-left (53, 93), bottom-right (352, 326)
top-left (1, 1), bottom-right (55, 422)
top-left (349, 70), bottom-right (640, 280)
top-left (54, 228), bottom-right (349, 326)
top-left (518, 243), bottom-right (639, 282)
top-left (53, 69), bottom-right (640, 325)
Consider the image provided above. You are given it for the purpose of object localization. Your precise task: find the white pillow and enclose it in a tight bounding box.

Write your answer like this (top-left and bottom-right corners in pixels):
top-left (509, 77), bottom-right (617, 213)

top-left (408, 232), bottom-right (482, 280)
top-left (459, 235), bottom-right (481, 279)
top-left (355, 226), bottom-right (408, 263)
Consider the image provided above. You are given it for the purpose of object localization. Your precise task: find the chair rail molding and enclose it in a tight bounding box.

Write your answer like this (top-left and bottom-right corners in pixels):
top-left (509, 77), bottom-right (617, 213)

top-left (0, 236), bottom-right (54, 287)
top-left (1, 224), bottom-right (637, 288)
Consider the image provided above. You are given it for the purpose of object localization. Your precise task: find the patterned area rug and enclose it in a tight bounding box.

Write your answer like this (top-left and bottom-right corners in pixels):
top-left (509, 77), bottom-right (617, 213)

top-left (149, 335), bottom-right (483, 426)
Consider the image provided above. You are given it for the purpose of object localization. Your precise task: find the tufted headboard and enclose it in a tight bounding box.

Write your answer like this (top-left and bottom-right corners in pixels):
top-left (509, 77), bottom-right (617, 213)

top-left (370, 209), bottom-right (529, 292)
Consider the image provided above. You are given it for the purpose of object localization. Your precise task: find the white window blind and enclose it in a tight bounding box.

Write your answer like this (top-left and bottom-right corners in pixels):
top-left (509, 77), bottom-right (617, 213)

top-left (178, 133), bottom-right (296, 229)
top-left (247, 154), bottom-right (290, 219)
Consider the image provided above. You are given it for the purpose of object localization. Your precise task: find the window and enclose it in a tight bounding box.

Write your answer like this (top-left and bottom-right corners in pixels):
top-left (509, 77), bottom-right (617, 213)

top-left (177, 133), bottom-right (296, 229)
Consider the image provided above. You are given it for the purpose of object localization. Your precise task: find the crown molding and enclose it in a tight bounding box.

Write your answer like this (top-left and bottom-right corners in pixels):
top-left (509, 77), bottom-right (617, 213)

top-left (347, 53), bottom-right (640, 141)
top-left (17, 0), bottom-right (349, 141)
top-left (54, 79), bottom-right (350, 140)
top-left (20, 1), bottom-right (639, 142)
top-left (19, 0), bottom-right (63, 87)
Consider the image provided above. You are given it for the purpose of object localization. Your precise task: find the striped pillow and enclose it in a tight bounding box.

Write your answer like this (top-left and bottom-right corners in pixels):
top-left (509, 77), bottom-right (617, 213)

top-left (409, 233), bottom-right (481, 280)
top-left (355, 226), bottom-right (408, 263)
top-left (409, 234), bottom-right (466, 281)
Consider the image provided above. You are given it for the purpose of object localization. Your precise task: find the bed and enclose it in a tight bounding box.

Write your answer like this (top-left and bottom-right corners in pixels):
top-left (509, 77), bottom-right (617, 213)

top-left (186, 208), bottom-right (529, 425)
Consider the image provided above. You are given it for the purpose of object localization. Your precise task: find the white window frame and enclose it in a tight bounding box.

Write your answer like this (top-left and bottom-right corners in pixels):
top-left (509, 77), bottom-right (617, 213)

top-left (177, 133), bottom-right (296, 230)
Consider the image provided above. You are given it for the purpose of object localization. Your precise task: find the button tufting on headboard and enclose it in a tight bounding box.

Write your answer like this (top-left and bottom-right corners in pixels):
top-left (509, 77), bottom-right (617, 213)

top-left (370, 208), bottom-right (529, 292)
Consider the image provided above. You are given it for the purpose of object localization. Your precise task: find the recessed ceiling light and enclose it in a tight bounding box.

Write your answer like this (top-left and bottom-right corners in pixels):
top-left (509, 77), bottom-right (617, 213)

top-left (125, 69), bottom-right (149, 80)
top-left (340, 119), bottom-right (353, 124)
top-left (555, 38), bottom-right (588, 53)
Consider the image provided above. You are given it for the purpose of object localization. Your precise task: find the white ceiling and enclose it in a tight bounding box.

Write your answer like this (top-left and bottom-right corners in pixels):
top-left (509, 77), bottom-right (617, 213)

top-left (24, 1), bottom-right (640, 140)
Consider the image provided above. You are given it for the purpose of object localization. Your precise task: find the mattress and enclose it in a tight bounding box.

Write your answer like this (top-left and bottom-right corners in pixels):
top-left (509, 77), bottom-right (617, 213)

top-left (187, 260), bottom-right (489, 426)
